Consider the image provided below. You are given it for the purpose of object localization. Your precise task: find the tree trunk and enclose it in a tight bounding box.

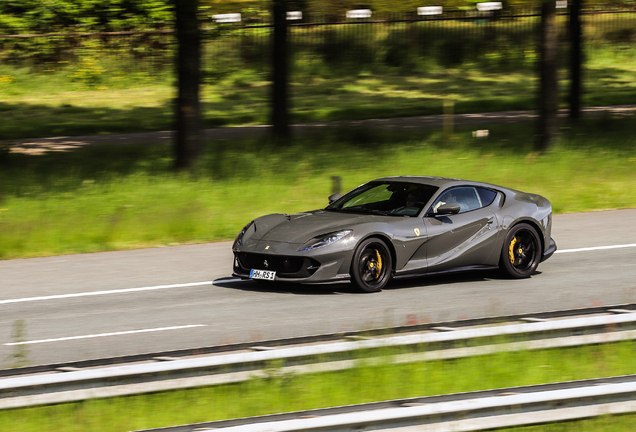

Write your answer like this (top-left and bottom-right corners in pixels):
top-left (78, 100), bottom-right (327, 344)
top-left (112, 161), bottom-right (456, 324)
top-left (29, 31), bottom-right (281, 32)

top-left (536, 0), bottom-right (559, 152)
top-left (271, 0), bottom-right (290, 141)
top-left (569, 0), bottom-right (583, 120)
top-left (174, 0), bottom-right (202, 170)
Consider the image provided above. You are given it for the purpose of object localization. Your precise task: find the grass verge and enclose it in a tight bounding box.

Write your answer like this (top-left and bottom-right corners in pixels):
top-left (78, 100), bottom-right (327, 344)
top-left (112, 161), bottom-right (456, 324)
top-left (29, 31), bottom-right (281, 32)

top-left (0, 116), bottom-right (635, 259)
top-left (1, 341), bottom-right (635, 431)
top-left (0, 47), bottom-right (634, 139)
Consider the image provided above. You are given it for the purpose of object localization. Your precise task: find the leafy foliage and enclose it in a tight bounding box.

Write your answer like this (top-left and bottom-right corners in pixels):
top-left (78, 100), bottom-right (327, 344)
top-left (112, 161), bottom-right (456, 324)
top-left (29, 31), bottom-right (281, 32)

top-left (0, 0), bottom-right (172, 32)
top-left (2, 0), bottom-right (636, 36)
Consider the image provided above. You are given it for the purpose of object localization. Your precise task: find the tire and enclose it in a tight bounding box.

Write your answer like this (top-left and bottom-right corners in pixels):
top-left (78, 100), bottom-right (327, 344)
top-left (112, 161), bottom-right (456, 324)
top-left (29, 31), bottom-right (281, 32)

top-left (499, 223), bottom-right (541, 278)
top-left (351, 238), bottom-right (392, 293)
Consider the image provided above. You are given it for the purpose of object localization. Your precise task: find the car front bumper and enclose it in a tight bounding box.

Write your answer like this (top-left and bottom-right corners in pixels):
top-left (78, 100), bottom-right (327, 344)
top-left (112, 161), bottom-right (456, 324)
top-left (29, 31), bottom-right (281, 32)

top-left (232, 248), bottom-right (354, 284)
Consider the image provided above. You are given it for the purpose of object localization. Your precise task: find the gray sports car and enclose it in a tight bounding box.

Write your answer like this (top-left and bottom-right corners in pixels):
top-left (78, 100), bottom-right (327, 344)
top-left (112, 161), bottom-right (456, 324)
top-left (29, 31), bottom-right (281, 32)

top-left (232, 176), bottom-right (557, 292)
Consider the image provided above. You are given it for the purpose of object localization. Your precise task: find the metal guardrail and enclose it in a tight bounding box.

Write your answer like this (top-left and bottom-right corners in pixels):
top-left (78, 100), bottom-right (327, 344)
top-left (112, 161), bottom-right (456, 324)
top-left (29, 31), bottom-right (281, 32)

top-left (131, 374), bottom-right (636, 432)
top-left (3, 302), bottom-right (635, 379)
top-left (1, 305), bottom-right (636, 410)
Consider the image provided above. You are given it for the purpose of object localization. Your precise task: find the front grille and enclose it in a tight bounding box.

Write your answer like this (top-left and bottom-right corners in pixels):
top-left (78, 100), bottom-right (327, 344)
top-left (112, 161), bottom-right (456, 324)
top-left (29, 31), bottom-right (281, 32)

top-left (235, 253), bottom-right (320, 278)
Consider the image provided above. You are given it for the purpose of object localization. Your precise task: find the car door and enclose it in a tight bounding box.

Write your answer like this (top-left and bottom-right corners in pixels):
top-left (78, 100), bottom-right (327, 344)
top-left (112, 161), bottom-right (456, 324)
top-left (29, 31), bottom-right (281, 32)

top-left (423, 186), bottom-right (501, 272)
top-left (389, 216), bottom-right (429, 272)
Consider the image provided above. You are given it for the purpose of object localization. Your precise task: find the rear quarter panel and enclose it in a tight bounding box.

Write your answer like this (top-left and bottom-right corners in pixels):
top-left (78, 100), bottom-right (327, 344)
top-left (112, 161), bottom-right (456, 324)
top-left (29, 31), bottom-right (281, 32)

top-left (499, 189), bottom-right (553, 254)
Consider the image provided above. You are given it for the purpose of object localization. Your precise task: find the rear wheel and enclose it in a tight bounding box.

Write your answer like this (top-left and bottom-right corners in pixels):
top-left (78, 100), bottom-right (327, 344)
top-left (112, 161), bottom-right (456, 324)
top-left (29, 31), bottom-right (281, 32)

top-left (500, 223), bottom-right (541, 278)
top-left (351, 238), bottom-right (392, 293)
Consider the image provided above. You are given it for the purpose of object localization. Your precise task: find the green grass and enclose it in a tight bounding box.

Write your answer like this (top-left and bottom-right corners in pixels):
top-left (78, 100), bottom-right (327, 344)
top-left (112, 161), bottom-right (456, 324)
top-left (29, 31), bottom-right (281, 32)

top-left (1, 341), bottom-right (635, 431)
top-left (0, 116), bottom-right (635, 260)
top-left (0, 46), bottom-right (635, 139)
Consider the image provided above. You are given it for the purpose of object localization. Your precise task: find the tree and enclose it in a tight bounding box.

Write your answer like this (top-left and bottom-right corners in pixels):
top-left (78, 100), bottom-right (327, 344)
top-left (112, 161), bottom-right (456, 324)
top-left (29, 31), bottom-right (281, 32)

top-left (569, 0), bottom-right (583, 120)
top-left (173, 0), bottom-right (202, 170)
top-left (536, 0), bottom-right (559, 152)
top-left (271, 0), bottom-right (290, 141)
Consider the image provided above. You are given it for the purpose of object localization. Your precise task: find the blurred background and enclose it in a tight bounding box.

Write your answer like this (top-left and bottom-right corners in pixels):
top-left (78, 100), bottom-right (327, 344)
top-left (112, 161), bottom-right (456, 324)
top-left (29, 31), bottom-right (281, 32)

top-left (0, 0), bottom-right (634, 258)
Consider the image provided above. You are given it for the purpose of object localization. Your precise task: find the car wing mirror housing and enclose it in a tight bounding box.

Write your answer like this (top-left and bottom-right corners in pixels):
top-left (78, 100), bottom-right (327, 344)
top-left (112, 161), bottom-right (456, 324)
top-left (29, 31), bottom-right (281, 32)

top-left (432, 203), bottom-right (461, 216)
top-left (328, 193), bottom-right (342, 204)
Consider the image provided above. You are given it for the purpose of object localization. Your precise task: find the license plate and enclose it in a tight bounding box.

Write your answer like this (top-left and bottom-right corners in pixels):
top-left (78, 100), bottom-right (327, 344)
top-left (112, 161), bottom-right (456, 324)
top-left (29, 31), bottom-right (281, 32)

top-left (250, 269), bottom-right (276, 281)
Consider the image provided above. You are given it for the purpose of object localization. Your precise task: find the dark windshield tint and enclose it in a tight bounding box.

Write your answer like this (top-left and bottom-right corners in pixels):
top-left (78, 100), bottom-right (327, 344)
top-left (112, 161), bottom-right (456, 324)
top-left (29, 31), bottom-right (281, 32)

top-left (326, 181), bottom-right (438, 217)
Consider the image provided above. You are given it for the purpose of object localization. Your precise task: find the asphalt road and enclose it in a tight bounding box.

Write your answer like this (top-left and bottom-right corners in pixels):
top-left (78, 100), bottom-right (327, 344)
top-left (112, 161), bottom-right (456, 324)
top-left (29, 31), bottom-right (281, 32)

top-left (1, 209), bottom-right (636, 367)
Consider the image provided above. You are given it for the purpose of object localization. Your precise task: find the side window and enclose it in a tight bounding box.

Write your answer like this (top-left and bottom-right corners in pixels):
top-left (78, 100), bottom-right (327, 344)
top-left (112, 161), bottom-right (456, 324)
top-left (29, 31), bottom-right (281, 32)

top-left (476, 187), bottom-right (498, 207)
top-left (432, 187), bottom-right (482, 214)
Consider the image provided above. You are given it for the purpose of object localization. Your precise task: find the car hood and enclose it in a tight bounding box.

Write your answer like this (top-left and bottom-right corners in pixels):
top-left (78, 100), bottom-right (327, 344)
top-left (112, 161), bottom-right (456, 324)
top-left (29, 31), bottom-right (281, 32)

top-left (251, 210), bottom-right (374, 245)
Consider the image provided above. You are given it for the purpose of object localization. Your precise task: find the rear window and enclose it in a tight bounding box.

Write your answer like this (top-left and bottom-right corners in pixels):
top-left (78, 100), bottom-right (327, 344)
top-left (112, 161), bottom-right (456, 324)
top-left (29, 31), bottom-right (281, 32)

top-left (476, 187), bottom-right (498, 207)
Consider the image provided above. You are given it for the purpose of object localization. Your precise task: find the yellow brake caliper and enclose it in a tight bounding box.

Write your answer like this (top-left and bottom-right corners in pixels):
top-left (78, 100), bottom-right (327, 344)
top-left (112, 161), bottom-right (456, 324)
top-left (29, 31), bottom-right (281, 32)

top-left (375, 250), bottom-right (383, 279)
top-left (509, 237), bottom-right (517, 265)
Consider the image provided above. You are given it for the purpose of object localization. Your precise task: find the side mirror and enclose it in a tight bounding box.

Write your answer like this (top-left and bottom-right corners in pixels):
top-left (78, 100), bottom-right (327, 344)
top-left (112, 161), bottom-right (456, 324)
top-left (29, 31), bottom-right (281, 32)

top-left (433, 203), bottom-right (461, 216)
top-left (328, 193), bottom-right (342, 204)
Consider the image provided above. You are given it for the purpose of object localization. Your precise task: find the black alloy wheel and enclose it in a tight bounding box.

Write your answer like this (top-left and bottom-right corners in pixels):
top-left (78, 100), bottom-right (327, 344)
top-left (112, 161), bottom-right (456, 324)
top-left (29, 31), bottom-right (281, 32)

top-left (351, 238), bottom-right (392, 293)
top-left (500, 223), bottom-right (541, 278)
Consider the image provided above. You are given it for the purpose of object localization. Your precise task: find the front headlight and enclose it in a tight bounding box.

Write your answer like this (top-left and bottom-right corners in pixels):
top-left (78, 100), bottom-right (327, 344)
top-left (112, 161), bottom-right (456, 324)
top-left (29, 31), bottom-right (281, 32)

top-left (298, 229), bottom-right (352, 252)
top-left (234, 220), bottom-right (255, 247)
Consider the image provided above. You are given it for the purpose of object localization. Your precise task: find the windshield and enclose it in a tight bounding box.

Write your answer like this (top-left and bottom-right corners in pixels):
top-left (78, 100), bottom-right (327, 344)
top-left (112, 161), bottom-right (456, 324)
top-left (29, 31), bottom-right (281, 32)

top-left (326, 181), bottom-right (438, 217)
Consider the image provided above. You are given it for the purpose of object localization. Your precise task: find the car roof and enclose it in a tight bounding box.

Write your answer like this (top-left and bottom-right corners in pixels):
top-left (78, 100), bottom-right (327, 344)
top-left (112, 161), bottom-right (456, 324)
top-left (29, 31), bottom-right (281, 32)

top-left (373, 175), bottom-right (500, 190)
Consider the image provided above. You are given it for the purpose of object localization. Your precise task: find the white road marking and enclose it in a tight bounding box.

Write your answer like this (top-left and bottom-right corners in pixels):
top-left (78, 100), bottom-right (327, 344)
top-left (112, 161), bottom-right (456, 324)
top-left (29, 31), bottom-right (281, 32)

top-left (4, 325), bottom-right (207, 346)
top-left (1, 243), bottom-right (636, 306)
top-left (0, 281), bottom-right (213, 305)
top-left (555, 243), bottom-right (636, 254)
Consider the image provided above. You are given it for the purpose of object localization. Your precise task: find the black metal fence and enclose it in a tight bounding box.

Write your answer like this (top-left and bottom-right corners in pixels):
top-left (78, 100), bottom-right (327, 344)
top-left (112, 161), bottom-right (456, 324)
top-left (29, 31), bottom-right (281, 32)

top-left (0, 10), bottom-right (634, 77)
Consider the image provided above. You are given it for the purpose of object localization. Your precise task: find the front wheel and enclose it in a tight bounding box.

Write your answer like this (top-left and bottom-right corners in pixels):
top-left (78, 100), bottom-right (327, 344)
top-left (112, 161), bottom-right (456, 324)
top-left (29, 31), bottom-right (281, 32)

top-left (500, 223), bottom-right (541, 278)
top-left (351, 238), bottom-right (392, 293)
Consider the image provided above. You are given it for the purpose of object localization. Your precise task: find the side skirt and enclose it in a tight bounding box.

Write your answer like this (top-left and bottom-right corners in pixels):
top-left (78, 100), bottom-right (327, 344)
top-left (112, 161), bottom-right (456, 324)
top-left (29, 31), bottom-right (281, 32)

top-left (301, 277), bottom-right (351, 285)
top-left (393, 265), bottom-right (499, 280)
